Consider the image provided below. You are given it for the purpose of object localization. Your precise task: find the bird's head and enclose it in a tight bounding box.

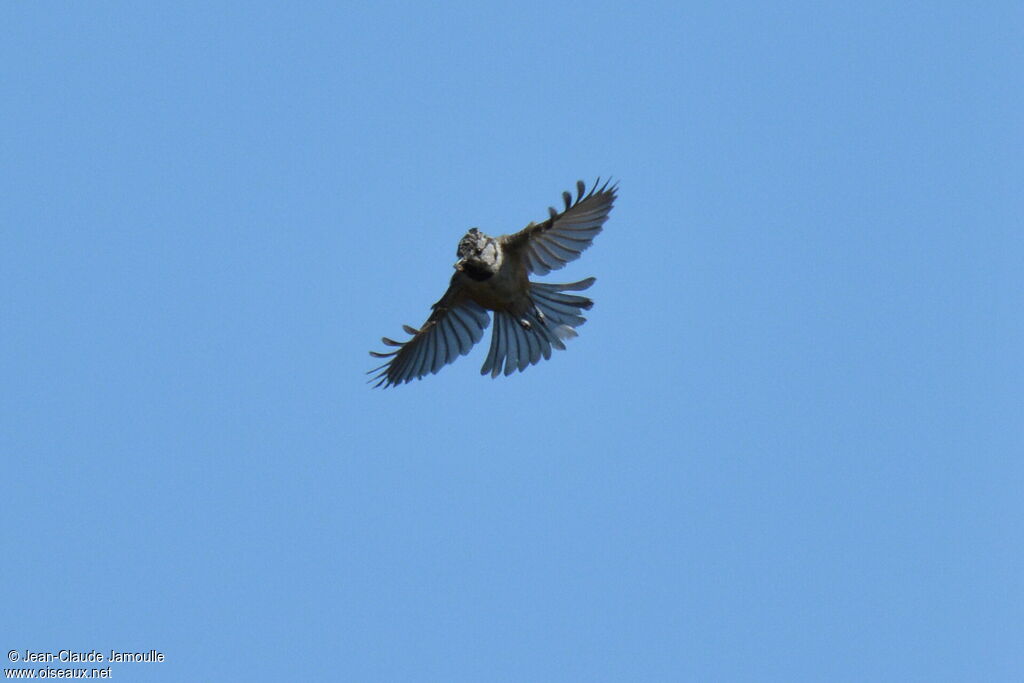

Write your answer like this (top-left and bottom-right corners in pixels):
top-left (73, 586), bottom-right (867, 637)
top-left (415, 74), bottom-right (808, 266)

top-left (454, 228), bottom-right (499, 280)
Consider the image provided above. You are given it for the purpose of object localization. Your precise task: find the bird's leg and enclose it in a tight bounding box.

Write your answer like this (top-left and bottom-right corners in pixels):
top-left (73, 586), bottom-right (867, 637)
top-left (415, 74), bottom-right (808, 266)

top-left (519, 301), bottom-right (550, 330)
top-left (517, 299), bottom-right (546, 330)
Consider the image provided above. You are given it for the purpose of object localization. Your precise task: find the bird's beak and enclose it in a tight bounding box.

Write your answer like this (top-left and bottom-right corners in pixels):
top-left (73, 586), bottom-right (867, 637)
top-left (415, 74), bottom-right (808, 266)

top-left (453, 259), bottom-right (464, 271)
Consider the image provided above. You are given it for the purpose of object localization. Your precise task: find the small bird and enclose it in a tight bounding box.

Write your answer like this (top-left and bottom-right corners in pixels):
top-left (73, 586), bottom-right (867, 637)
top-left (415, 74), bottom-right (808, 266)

top-left (368, 178), bottom-right (617, 388)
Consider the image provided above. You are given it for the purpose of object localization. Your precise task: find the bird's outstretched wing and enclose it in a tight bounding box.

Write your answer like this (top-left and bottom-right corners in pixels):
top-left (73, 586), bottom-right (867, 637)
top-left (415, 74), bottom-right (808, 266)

top-left (501, 178), bottom-right (617, 276)
top-left (368, 280), bottom-right (490, 388)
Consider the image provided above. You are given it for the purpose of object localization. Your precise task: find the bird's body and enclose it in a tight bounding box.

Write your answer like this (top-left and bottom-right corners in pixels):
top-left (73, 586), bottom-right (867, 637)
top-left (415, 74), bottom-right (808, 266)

top-left (455, 237), bottom-right (526, 312)
top-left (369, 179), bottom-right (617, 387)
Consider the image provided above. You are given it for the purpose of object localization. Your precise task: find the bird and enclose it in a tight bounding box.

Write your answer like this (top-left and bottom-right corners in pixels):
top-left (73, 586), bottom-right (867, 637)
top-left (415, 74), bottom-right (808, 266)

top-left (368, 178), bottom-right (617, 388)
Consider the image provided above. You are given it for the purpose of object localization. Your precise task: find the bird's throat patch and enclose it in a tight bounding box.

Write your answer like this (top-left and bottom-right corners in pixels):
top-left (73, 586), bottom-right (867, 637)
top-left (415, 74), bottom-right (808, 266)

top-left (461, 261), bottom-right (494, 281)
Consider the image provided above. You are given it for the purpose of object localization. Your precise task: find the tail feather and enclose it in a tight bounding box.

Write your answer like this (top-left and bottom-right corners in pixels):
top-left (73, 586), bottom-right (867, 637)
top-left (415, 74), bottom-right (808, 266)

top-left (479, 278), bottom-right (595, 377)
top-left (531, 276), bottom-right (596, 292)
top-left (530, 277), bottom-right (595, 329)
top-left (504, 314), bottom-right (521, 376)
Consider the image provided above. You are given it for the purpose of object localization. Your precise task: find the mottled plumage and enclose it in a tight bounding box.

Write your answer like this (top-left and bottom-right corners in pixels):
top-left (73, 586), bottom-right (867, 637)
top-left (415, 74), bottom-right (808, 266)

top-left (369, 178), bottom-right (617, 387)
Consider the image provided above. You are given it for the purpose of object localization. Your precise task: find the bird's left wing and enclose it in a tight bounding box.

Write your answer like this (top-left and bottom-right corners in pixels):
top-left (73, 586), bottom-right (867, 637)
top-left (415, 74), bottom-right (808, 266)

top-left (368, 279), bottom-right (490, 388)
top-left (501, 178), bottom-right (617, 276)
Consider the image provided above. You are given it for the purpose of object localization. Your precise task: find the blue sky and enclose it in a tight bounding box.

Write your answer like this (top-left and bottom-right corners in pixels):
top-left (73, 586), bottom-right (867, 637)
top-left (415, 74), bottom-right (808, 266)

top-left (3, 2), bottom-right (1021, 681)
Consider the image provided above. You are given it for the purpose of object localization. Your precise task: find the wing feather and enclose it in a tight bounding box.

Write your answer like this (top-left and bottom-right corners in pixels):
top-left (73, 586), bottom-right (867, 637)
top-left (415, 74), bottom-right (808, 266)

top-left (500, 179), bottom-right (617, 275)
top-left (367, 281), bottom-right (490, 388)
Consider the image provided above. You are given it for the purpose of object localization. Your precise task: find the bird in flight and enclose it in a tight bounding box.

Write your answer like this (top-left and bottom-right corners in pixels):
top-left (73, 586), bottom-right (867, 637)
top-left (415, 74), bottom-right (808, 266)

top-left (368, 178), bottom-right (617, 388)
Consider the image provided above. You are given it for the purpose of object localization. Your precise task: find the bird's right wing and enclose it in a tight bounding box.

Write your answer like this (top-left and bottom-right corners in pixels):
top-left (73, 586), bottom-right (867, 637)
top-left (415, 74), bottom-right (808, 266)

top-left (501, 178), bottom-right (617, 276)
top-left (368, 280), bottom-right (490, 388)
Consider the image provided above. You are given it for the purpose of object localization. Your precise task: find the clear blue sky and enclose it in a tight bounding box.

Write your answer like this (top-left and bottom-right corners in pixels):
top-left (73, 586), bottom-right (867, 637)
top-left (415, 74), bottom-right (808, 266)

top-left (3, 3), bottom-right (1021, 681)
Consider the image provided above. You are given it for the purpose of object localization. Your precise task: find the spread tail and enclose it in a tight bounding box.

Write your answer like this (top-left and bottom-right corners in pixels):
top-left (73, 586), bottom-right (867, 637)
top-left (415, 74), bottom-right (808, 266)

top-left (479, 277), bottom-right (595, 377)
